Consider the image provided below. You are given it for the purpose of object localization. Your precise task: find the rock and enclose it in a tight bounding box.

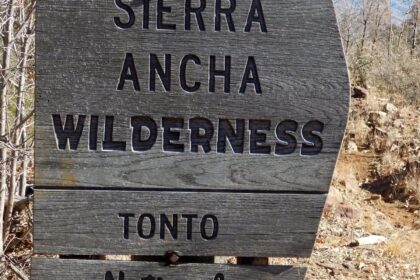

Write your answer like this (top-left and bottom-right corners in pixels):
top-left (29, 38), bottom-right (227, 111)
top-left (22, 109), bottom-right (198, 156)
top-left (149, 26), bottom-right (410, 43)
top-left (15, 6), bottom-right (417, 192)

top-left (350, 235), bottom-right (387, 247)
top-left (346, 141), bottom-right (358, 152)
top-left (343, 261), bottom-right (356, 270)
top-left (384, 103), bottom-right (398, 114)
top-left (326, 186), bottom-right (359, 218)
top-left (368, 111), bottom-right (387, 127)
top-left (352, 86), bottom-right (368, 99)
top-left (336, 204), bottom-right (359, 219)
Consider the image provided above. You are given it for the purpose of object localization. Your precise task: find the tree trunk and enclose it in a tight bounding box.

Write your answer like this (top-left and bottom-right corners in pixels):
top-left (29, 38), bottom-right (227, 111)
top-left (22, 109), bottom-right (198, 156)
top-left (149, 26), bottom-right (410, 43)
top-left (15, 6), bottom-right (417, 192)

top-left (19, 129), bottom-right (29, 197)
top-left (388, 0), bottom-right (392, 56)
top-left (5, 7), bottom-right (33, 238)
top-left (360, 20), bottom-right (368, 53)
top-left (411, 3), bottom-right (419, 55)
top-left (0, 0), bottom-right (17, 254)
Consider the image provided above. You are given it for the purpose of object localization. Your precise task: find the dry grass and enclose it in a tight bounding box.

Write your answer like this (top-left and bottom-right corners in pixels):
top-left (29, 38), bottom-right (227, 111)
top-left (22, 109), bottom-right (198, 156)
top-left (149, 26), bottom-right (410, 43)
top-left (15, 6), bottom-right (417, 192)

top-left (383, 239), bottom-right (403, 258)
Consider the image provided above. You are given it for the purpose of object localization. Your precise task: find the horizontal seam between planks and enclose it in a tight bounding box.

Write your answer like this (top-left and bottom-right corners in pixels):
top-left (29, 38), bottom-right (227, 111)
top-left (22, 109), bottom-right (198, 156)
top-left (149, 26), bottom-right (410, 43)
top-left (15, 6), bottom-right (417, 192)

top-left (34, 186), bottom-right (328, 195)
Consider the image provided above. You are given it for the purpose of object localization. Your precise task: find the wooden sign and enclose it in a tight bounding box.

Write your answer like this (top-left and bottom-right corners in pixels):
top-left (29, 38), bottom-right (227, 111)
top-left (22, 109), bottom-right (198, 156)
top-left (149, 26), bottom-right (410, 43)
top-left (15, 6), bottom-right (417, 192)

top-left (33, 0), bottom-right (349, 278)
top-left (32, 259), bottom-right (307, 280)
top-left (34, 190), bottom-right (325, 256)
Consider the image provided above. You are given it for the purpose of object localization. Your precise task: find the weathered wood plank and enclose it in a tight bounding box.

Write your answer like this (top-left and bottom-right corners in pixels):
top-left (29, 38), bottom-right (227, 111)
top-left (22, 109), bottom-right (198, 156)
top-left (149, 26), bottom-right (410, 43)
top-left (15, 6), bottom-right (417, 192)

top-left (34, 190), bottom-right (325, 257)
top-left (35, 0), bottom-right (350, 192)
top-left (31, 258), bottom-right (307, 280)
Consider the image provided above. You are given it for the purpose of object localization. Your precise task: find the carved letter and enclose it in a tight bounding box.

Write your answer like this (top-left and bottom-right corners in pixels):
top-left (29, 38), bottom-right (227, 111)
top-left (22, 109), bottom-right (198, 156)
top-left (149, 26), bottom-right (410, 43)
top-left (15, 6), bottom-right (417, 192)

top-left (244, 0), bottom-right (267, 32)
top-left (52, 114), bottom-right (85, 150)
top-left (114, 0), bottom-right (135, 29)
top-left (117, 53), bottom-right (140, 91)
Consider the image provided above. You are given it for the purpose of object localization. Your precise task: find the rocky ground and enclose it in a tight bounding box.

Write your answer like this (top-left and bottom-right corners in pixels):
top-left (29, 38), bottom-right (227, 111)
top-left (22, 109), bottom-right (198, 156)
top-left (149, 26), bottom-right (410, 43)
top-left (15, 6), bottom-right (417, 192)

top-left (273, 88), bottom-right (419, 279)
top-left (1, 88), bottom-right (419, 280)
top-left (303, 151), bottom-right (419, 279)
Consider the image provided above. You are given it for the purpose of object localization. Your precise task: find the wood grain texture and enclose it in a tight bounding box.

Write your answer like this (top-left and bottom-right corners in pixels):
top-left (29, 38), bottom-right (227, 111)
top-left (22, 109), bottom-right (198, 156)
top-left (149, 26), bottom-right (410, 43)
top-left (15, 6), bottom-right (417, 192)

top-left (35, 0), bottom-right (350, 192)
top-left (34, 190), bottom-right (326, 257)
top-left (31, 258), bottom-right (307, 280)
